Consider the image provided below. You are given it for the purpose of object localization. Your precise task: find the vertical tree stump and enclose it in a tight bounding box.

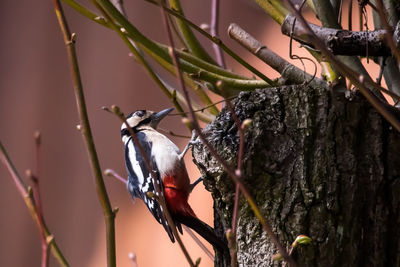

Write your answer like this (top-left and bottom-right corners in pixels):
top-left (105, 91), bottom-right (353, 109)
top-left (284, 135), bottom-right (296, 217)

top-left (193, 85), bottom-right (400, 266)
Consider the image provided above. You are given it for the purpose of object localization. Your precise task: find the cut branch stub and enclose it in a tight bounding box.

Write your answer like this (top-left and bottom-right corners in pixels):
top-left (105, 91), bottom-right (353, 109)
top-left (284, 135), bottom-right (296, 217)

top-left (282, 14), bottom-right (397, 57)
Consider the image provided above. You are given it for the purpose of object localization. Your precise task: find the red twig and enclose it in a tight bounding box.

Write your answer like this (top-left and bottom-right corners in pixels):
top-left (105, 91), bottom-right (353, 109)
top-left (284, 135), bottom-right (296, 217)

top-left (29, 131), bottom-right (50, 267)
top-left (104, 168), bottom-right (127, 184)
top-left (210, 0), bottom-right (226, 68)
top-left (27, 169), bottom-right (50, 267)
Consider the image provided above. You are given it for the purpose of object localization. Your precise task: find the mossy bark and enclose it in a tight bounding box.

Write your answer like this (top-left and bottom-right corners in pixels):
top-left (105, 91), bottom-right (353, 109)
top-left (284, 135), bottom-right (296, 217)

top-left (193, 85), bottom-right (400, 266)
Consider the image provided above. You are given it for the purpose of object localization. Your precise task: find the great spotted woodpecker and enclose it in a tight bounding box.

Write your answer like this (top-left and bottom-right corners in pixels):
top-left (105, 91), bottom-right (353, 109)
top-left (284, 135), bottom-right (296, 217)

top-left (121, 108), bottom-right (227, 253)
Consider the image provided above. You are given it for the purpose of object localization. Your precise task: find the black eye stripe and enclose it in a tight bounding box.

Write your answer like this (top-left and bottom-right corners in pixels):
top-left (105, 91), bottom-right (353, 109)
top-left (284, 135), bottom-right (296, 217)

top-left (136, 117), bottom-right (152, 128)
top-left (136, 110), bottom-right (146, 117)
top-left (121, 126), bottom-right (142, 137)
top-left (121, 116), bottom-right (152, 137)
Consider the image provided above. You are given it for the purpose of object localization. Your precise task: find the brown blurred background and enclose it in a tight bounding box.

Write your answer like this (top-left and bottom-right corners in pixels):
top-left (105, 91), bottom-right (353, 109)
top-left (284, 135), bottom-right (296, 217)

top-left (0, 1), bottom-right (370, 266)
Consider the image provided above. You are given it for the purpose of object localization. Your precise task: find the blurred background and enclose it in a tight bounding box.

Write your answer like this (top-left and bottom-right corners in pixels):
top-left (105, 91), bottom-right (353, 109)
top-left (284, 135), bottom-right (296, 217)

top-left (0, 1), bottom-right (378, 266)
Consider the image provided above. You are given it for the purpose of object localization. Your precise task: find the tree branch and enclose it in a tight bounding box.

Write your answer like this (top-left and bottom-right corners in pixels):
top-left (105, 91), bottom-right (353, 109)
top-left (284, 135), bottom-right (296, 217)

top-left (228, 23), bottom-right (325, 88)
top-left (282, 14), bottom-right (395, 57)
top-left (52, 1), bottom-right (116, 266)
top-left (210, 0), bottom-right (226, 68)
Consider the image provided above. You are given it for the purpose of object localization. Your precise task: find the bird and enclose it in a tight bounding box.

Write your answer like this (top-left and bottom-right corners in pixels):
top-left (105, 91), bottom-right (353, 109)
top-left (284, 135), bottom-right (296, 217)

top-left (121, 108), bottom-right (227, 253)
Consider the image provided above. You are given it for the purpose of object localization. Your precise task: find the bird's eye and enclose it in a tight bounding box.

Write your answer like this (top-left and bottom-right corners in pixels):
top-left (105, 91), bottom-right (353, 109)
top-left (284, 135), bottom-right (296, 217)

top-left (135, 110), bottom-right (146, 117)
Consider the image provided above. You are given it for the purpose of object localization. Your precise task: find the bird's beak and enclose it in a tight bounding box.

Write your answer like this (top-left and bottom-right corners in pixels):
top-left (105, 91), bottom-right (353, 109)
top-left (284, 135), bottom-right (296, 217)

top-left (151, 107), bottom-right (174, 128)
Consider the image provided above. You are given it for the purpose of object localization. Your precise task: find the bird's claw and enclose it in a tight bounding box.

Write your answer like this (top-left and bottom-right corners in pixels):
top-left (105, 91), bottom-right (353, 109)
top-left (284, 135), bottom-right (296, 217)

top-left (179, 130), bottom-right (201, 160)
top-left (190, 176), bottom-right (204, 192)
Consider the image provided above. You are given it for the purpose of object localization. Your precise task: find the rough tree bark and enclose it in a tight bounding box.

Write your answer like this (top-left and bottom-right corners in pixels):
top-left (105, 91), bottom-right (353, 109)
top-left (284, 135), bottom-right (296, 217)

top-left (193, 85), bottom-right (400, 266)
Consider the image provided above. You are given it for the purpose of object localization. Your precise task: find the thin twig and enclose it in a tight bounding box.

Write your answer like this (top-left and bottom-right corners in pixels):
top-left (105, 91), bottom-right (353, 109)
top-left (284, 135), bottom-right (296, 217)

top-left (168, 96), bottom-right (236, 117)
top-left (377, 57), bottom-right (386, 85)
top-left (225, 229), bottom-right (237, 267)
top-left (104, 168), bottom-right (127, 184)
top-left (34, 131), bottom-right (41, 180)
top-left (231, 182), bottom-right (240, 231)
top-left (158, 4), bottom-right (198, 265)
top-left (111, 0), bottom-right (126, 15)
top-left (28, 131), bottom-right (50, 267)
top-left (288, 1), bottom-right (317, 86)
top-left (169, 0), bottom-right (217, 64)
top-left (375, 0), bottom-right (400, 64)
top-left (228, 24), bottom-right (323, 88)
top-left (158, 128), bottom-right (191, 139)
top-left (0, 141), bottom-right (69, 266)
top-left (27, 169), bottom-right (49, 267)
top-left (337, 0), bottom-right (343, 25)
top-left (183, 225), bottom-right (215, 261)
top-left (253, 0), bottom-right (288, 24)
top-left (51, 1), bottom-right (116, 266)
top-left (210, 0), bottom-right (226, 68)
top-left (348, 0), bottom-right (353, 31)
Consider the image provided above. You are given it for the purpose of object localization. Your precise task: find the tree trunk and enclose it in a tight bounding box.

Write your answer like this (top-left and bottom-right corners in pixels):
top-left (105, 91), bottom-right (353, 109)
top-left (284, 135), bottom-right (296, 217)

top-left (192, 85), bottom-right (400, 266)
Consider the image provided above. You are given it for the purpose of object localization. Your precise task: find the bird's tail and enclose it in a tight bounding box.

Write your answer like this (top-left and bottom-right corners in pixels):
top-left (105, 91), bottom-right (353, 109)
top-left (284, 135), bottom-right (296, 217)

top-left (174, 213), bottom-right (229, 254)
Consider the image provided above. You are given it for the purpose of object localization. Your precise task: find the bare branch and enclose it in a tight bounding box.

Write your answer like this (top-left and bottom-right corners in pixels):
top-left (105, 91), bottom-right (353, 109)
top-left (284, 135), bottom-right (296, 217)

top-left (375, 0), bottom-right (400, 64)
top-left (104, 168), bottom-right (127, 184)
top-left (183, 225), bottom-right (214, 261)
top-left (51, 1), bottom-right (116, 266)
top-left (282, 14), bottom-right (394, 57)
top-left (28, 131), bottom-right (50, 267)
top-left (210, 0), bottom-right (226, 68)
top-left (229, 23), bottom-right (324, 87)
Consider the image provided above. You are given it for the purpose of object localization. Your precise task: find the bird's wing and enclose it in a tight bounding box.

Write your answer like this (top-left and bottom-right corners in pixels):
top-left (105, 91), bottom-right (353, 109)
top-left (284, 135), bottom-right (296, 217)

top-left (125, 134), bottom-right (175, 242)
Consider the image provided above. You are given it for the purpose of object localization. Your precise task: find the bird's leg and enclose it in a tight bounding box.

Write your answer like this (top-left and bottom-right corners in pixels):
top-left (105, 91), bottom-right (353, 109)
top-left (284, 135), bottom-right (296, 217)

top-left (190, 176), bottom-right (204, 192)
top-left (178, 130), bottom-right (199, 161)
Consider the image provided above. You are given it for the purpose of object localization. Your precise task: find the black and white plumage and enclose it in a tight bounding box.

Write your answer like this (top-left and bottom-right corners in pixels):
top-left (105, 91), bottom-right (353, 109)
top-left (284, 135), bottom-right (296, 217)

top-left (121, 108), bottom-right (228, 253)
top-left (121, 108), bottom-right (176, 241)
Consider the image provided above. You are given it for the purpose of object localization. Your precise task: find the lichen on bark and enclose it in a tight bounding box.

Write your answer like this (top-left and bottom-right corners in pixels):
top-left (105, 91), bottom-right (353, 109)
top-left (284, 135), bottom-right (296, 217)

top-left (193, 85), bottom-right (400, 266)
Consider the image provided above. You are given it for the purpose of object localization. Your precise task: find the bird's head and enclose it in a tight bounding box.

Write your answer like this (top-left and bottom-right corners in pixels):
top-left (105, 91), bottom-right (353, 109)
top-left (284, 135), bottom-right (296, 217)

top-left (121, 108), bottom-right (173, 138)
